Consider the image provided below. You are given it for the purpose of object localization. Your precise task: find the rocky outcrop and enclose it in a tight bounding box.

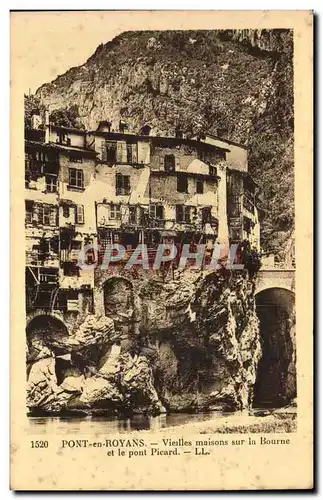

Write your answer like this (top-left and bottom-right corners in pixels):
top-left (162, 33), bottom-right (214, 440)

top-left (26, 270), bottom-right (264, 416)
top-left (151, 270), bottom-right (261, 412)
top-left (27, 350), bottom-right (164, 415)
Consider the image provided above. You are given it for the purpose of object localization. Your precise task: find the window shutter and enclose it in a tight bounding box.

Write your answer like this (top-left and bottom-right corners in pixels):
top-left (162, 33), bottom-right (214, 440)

top-left (176, 157), bottom-right (180, 170)
top-left (116, 173), bottom-right (122, 192)
top-left (159, 156), bottom-right (164, 170)
top-left (126, 144), bottom-right (133, 164)
top-left (33, 205), bottom-right (39, 224)
top-left (132, 144), bottom-right (138, 164)
top-left (124, 176), bottom-right (130, 193)
top-left (156, 205), bottom-right (163, 219)
top-left (101, 140), bottom-right (107, 162)
top-left (36, 205), bottom-right (42, 225)
top-left (69, 168), bottom-right (73, 185)
top-left (79, 170), bottom-right (84, 188)
top-left (63, 205), bottom-right (70, 218)
top-left (76, 205), bottom-right (84, 224)
top-left (50, 207), bottom-right (57, 226)
top-left (116, 142), bottom-right (123, 163)
top-left (121, 141), bottom-right (127, 163)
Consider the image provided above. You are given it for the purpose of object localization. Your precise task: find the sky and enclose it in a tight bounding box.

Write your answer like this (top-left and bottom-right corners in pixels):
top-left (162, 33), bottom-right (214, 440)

top-left (11, 12), bottom-right (129, 94)
top-left (11, 10), bottom-right (244, 95)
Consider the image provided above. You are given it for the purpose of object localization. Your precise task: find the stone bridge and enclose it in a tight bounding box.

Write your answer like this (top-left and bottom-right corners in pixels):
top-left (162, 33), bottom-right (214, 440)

top-left (255, 268), bottom-right (295, 294)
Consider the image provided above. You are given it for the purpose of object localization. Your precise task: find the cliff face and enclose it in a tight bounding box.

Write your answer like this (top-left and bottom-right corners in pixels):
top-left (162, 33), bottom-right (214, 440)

top-left (35, 29), bottom-right (294, 261)
top-left (26, 270), bottom-right (261, 416)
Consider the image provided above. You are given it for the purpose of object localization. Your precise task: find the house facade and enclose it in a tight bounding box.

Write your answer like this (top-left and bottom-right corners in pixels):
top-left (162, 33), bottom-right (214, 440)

top-left (25, 115), bottom-right (260, 329)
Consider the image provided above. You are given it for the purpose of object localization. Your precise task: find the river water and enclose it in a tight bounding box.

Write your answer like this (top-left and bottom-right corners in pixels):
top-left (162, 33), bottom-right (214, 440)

top-left (27, 408), bottom-right (285, 435)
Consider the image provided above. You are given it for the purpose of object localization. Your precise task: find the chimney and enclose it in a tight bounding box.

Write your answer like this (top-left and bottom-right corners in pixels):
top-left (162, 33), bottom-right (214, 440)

top-left (175, 127), bottom-right (184, 139)
top-left (31, 114), bottom-right (42, 130)
top-left (42, 107), bottom-right (50, 143)
top-left (44, 109), bottom-right (50, 127)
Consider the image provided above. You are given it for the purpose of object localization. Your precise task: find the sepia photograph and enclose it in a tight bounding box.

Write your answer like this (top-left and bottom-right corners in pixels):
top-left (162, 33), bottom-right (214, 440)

top-left (24, 26), bottom-right (296, 434)
top-left (10, 10), bottom-right (313, 490)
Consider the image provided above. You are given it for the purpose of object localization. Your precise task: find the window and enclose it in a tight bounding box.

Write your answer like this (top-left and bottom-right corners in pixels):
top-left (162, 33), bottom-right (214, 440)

top-left (164, 154), bottom-right (176, 172)
top-left (71, 240), bottom-right (82, 250)
top-left (201, 206), bottom-right (212, 224)
top-left (243, 216), bottom-right (252, 234)
top-left (67, 290), bottom-right (79, 311)
top-left (37, 151), bottom-right (46, 162)
top-left (25, 211), bottom-right (32, 224)
top-left (116, 173), bottom-right (130, 195)
top-left (84, 239), bottom-right (96, 265)
top-left (149, 204), bottom-right (164, 220)
top-left (69, 168), bottom-right (84, 189)
top-left (62, 204), bottom-right (70, 218)
top-left (38, 205), bottom-right (57, 226)
top-left (176, 205), bottom-right (191, 223)
top-left (39, 269), bottom-right (58, 284)
top-left (126, 144), bottom-right (133, 164)
top-left (129, 205), bottom-right (137, 224)
top-left (25, 201), bottom-right (33, 224)
top-left (70, 240), bottom-right (82, 262)
top-left (198, 149), bottom-right (212, 163)
top-left (196, 179), bottom-right (204, 194)
top-left (110, 204), bottom-right (121, 220)
top-left (62, 261), bottom-right (79, 277)
top-left (177, 174), bottom-right (188, 193)
top-left (106, 141), bottom-right (117, 163)
top-left (75, 205), bottom-right (85, 224)
top-left (209, 165), bottom-right (217, 176)
top-left (58, 133), bottom-right (66, 144)
top-left (69, 153), bottom-right (83, 163)
top-left (45, 175), bottom-right (57, 193)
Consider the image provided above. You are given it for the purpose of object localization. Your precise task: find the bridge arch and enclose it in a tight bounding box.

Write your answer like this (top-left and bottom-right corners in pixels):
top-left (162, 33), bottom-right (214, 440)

top-left (26, 313), bottom-right (69, 338)
top-left (255, 268), bottom-right (295, 295)
top-left (26, 313), bottom-right (70, 361)
top-left (253, 287), bottom-right (296, 408)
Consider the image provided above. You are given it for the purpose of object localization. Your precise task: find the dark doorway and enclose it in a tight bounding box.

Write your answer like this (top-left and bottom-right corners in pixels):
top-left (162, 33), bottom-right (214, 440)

top-left (254, 288), bottom-right (296, 408)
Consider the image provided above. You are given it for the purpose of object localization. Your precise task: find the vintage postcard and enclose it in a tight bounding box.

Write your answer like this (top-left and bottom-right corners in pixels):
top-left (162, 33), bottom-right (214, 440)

top-left (10, 10), bottom-right (313, 490)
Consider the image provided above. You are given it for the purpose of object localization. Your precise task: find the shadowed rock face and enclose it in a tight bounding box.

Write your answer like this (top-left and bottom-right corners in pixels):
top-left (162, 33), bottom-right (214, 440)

top-left (254, 288), bottom-right (296, 408)
top-left (26, 270), bottom-right (267, 416)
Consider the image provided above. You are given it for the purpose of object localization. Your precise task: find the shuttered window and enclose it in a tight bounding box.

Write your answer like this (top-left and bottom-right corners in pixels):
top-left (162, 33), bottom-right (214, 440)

top-left (69, 168), bottom-right (84, 189)
top-left (38, 205), bottom-right (57, 226)
top-left (110, 204), bottom-right (121, 220)
top-left (129, 205), bottom-right (137, 224)
top-left (75, 205), bottom-right (85, 224)
top-left (209, 165), bottom-right (217, 176)
top-left (176, 205), bottom-right (191, 223)
top-left (177, 173), bottom-right (188, 193)
top-left (62, 204), bottom-right (70, 218)
top-left (116, 174), bottom-right (130, 195)
top-left (196, 179), bottom-right (204, 194)
top-left (105, 141), bottom-right (117, 163)
top-left (149, 204), bottom-right (164, 220)
top-left (45, 175), bottom-right (57, 193)
top-left (164, 154), bottom-right (175, 172)
top-left (127, 144), bottom-right (133, 164)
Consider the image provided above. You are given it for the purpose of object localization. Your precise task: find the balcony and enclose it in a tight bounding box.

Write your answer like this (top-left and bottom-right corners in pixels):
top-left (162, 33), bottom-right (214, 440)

top-left (147, 217), bottom-right (166, 229)
top-left (25, 129), bottom-right (46, 142)
top-left (243, 195), bottom-right (255, 215)
top-left (228, 194), bottom-right (255, 217)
